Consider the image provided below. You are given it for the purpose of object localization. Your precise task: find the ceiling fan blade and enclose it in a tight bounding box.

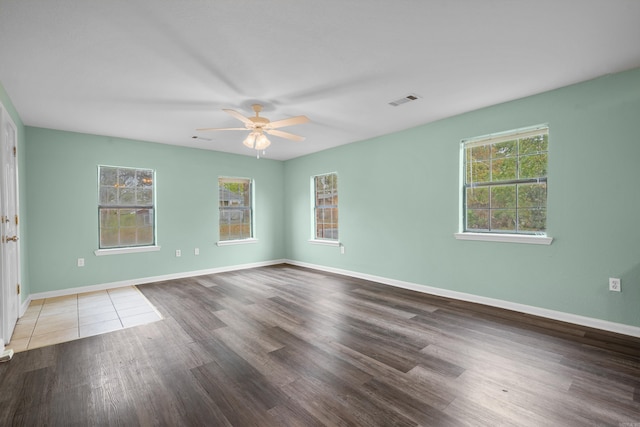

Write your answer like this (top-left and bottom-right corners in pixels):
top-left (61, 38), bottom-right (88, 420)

top-left (267, 115), bottom-right (310, 129)
top-left (223, 109), bottom-right (254, 125)
top-left (265, 129), bottom-right (305, 142)
top-left (195, 127), bottom-right (246, 131)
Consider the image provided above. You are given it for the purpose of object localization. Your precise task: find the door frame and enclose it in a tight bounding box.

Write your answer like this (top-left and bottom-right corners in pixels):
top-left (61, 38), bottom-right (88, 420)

top-left (0, 101), bottom-right (21, 345)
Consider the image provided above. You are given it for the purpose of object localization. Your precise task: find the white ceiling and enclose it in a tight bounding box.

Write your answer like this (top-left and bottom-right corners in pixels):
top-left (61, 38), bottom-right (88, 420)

top-left (1, 1), bottom-right (639, 161)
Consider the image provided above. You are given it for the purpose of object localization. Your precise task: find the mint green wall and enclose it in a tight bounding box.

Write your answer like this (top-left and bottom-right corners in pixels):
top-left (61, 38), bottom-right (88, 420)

top-left (284, 68), bottom-right (640, 328)
top-left (0, 82), bottom-right (29, 301)
top-left (25, 127), bottom-right (285, 293)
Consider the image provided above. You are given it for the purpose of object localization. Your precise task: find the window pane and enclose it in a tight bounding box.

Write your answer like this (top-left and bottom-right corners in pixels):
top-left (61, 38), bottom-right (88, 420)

top-left (100, 209), bottom-right (118, 229)
top-left (316, 208), bottom-right (339, 239)
top-left (119, 228), bottom-right (138, 246)
top-left (490, 185), bottom-right (516, 209)
top-left (137, 226), bottom-right (154, 245)
top-left (517, 183), bottom-right (546, 208)
top-left (491, 140), bottom-right (516, 158)
top-left (119, 188), bottom-right (136, 205)
top-left (491, 209), bottom-right (516, 231)
top-left (100, 167), bottom-right (117, 186)
top-left (119, 209), bottom-right (136, 227)
top-left (467, 209), bottom-right (489, 230)
top-left (100, 228), bottom-right (119, 247)
top-left (466, 187), bottom-right (489, 209)
top-left (518, 208), bottom-right (546, 232)
top-left (135, 208), bottom-right (153, 226)
top-left (519, 134), bottom-right (548, 155)
top-left (137, 188), bottom-right (153, 205)
top-left (519, 153), bottom-right (547, 179)
top-left (471, 145), bottom-right (490, 161)
top-left (491, 157), bottom-right (517, 181)
top-left (100, 187), bottom-right (117, 205)
top-left (469, 160), bottom-right (490, 184)
top-left (138, 169), bottom-right (153, 187)
top-left (118, 168), bottom-right (136, 187)
top-left (220, 209), bottom-right (251, 240)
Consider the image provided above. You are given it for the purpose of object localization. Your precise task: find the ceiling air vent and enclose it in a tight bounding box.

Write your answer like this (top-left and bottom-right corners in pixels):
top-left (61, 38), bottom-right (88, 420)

top-left (388, 93), bottom-right (421, 107)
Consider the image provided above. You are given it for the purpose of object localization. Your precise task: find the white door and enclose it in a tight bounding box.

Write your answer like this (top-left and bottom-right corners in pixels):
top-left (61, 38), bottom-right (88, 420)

top-left (0, 104), bottom-right (20, 345)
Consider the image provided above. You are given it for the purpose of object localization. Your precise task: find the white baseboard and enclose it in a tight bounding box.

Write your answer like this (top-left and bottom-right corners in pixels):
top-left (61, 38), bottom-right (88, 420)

top-left (28, 259), bottom-right (286, 301)
top-left (284, 259), bottom-right (640, 338)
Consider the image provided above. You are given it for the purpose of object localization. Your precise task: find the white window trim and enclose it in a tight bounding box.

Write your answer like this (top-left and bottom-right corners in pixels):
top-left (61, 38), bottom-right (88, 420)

top-left (454, 232), bottom-right (553, 245)
top-left (217, 238), bottom-right (258, 247)
top-left (308, 239), bottom-right (341, 247)
top-left (95, 245), bottom-right (161, 256)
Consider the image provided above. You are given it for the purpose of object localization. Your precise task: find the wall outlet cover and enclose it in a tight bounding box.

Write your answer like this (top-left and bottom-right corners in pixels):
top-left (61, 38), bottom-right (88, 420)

top-left (609, 278), bottom-right (621, 292)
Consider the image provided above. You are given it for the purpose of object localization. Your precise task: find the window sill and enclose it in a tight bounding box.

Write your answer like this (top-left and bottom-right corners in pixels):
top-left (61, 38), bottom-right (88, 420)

top-left (308, 239), bottom-right (341, 247)
top-left (454, 232), bottom-right (553, 245)
top-left (217, 238), bottom-right (258, 247)
top-left (94, 245), bottom-right (161, 256)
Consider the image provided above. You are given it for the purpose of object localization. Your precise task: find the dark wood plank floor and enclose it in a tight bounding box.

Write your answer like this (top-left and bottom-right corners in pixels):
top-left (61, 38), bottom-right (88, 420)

top-left (1, 264), bottom-right (639, 426)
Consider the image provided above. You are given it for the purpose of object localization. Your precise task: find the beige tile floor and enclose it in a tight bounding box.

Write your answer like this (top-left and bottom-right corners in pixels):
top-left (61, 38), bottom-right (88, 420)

top-left (8, 286), bottom-right (163, 353)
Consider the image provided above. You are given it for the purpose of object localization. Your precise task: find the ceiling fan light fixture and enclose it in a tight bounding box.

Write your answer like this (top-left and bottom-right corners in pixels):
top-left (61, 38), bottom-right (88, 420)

top-left (254, 133), bottom-right (271, 150)
top-left (242, 131), bottom-right (258, 148)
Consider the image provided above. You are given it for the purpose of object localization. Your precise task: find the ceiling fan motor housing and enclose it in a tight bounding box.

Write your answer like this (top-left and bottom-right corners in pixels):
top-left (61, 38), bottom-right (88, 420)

top-left (250, 117), bottom-right (270, 127)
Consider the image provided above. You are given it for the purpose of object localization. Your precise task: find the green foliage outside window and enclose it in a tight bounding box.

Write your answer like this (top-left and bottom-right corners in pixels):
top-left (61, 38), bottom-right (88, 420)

top-left (464, 129), bottom-right (548, 234)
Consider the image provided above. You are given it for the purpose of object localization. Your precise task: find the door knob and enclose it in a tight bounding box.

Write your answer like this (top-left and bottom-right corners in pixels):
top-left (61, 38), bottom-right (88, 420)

top-left (5, 236), bottom-right (18, 242)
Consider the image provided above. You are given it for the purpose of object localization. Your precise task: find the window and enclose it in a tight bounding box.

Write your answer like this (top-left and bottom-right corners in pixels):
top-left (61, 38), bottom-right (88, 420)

top-left (219, 177), bottom-right (253, 241)
top-left (463, 126), bottom-right (548, 235)
top-left (98, 166), bottom-right (155, 249)
top-left (313, 173), bottom-right (338, 240)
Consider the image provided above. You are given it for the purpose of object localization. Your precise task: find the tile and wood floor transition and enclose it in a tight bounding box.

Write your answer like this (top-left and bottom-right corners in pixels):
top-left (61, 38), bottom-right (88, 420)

top-left (1, 264), bottom-right (639, 426)
top-left (8, 286), bottom-right (162, 352)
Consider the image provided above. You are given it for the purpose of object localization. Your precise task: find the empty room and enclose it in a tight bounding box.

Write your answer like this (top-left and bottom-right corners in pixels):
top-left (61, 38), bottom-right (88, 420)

top-left (1, 1), bottom-right (639, 425)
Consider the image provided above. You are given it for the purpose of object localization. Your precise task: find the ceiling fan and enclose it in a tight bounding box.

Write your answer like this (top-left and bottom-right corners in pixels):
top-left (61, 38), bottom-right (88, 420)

top-left (196, 104), bottom-right (309, 153)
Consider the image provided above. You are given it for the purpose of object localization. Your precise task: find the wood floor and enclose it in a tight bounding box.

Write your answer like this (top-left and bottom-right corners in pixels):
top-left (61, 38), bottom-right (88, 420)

top-left (1, 264), bottom-right (639, 426)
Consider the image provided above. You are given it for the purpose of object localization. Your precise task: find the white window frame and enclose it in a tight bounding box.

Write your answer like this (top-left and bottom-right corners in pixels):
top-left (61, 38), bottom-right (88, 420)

top-left (95, 165), bottom-right (159, 256)
top-left (217, 176), bottom-right (257, 246)
top-left (455, 125), bottom-right (553, 245)
top-left (309, 172), bottom-right (339, 246)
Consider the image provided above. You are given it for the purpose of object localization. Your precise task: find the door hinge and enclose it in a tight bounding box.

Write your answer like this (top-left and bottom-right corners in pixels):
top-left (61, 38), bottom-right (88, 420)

top-left (13, 146), bottom-right (16, 157)
top-left (15, 215), bottom-right (18, 226)
top-left (17, 284), bottom-right (20, 295)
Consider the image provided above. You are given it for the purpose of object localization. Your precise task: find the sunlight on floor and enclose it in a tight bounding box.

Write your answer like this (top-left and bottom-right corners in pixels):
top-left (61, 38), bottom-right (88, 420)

top-left (7, 286), bottom-right (162, 353)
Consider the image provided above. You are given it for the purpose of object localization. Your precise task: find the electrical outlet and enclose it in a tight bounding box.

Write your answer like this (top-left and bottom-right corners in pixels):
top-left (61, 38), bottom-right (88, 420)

top-left (609, 278), bottom-right (621, 292)
top-left (77, 258), bottom-right (85, 267)
top-left (194, 248), bottom-right (199, 255)
top-left (175, 249), bottom-right (181, 257)
top-left (340, 245), bottom-right (345, 254)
